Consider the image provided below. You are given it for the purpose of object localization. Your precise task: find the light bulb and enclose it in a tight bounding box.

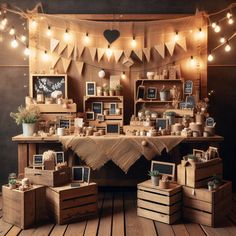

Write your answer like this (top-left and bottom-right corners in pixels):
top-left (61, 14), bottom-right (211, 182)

top-left (211, 22), bottom-right (216, 28)
top-left (190, 56), bottom-right (196, 67)
top-left (228, 17), bottom-right (234, 25)
top-left (42, 50), bottom-right (49, 61)
top-left (11, 37), bottom-right (18, 48)
top-left (174, 32), bottom-right (179, 42)
top-left (121, 72), bottom-right (126, 80)
top-left (225, 43), bottom-right (231, 52)
top-left (21, 35), bottom-right (26, 42)
top-left (1, 17), bottom-right (7, 26)
top-left (197, 28), bottom-right (204, 39)
top-left (208, 54), bottom-right (214, 62)
top-left (63, 29), bottom-right (70, 42)
top-left (214, 24), bottom-right (221, 33)
top-left (220, 37), bottom-right (225, 43)
top-left (9, 27), bottom-right (15, 35)
top-left (30, 19), bottom-right (37, 29)
top-left (24, 46), bottom-right (30, 56)
top-left (98, 69), bottom-right (106, 78)
top-left (227, 11), bottom-right (232, 19)
top-left (131, 37), bottom-right (137, 48)
top-left (84, 33), bottom-right (90, 45)
top-left (46, 26), bottom-right (52, 37)
top-left (106, 45), bottom-right (112, 59)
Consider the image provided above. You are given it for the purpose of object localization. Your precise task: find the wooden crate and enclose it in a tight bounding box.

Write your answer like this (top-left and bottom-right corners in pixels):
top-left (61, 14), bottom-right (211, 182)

top-left (177, 158), bottom-right (223, 188)
top-left (183, 181), bottom-right (232, 227)
top-left (46, 183), bottom-right (98, 224)
top-left (2, 185), bottom-right (46, 229)
top-left (137, 180), bottom-right (182, 224)
top-left (25, 167), bottom-right (71, 187)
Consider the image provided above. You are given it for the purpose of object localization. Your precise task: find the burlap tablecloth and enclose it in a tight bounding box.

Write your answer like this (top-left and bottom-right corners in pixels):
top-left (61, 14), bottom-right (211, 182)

top-left (60, 135), bottom-right (184, 173)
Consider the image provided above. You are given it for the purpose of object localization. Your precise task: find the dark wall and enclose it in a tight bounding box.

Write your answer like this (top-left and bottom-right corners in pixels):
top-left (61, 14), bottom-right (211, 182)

top-left (0, 0), bottom-right (235, 188)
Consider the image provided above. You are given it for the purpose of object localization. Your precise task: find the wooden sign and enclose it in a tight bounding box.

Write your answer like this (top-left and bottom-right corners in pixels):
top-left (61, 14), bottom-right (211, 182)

top-left (146, 87), bottom-right (157, 99)
top-left (184, 80), bottom-right (193, 95)
top-left (151, 161), bottom-right (175, 179)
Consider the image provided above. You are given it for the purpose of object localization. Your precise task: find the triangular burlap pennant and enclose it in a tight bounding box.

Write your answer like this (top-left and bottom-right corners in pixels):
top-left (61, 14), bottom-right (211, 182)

top-left (51, 55), bottom-right (60, 68)
top-left (73, 44), bottom-right (78, 61)
top-left (67, 44), bottom-right (74, 58)
top-left (75, 61), bottom-right (84, 76)
top-left (114, 49), bottom-right (123, 63)
top-left (78, 44), bottom-right (85, 58)
top-left (122, 57), bottom-right (134, 67)
top-left (165, 42), bottom-right (175, 56)
top-left (143, 48), bottom-right (151, 62)
top-left (50, 38), bottom-right (59, 52)
top-left (58, 42), bottom-right (67, 55)
top-left (61, 57), bottom-right (71, 72)
top-left (134, 49), bottom-right (143, 61)
top-left (124, 49), bottom-right (132, 58)
top-left (88, 47), bottom-right (97, 61)
top-left (97, 48), bottom-right (106, 62)
top-left (154, 44), bottom-right (165, 58)
top-left (177, 37), bottom-right (187, 51)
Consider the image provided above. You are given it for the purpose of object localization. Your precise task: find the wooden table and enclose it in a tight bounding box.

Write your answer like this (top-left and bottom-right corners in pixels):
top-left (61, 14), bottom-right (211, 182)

top-left (12, 134), bottom-right (224, 178)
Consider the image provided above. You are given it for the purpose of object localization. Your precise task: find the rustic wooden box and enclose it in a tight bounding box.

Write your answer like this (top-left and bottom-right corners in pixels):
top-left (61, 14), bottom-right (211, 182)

top-left (46, 182), bottom-right (98, 224)
top-left (137, 180), bottom-right (182, 224)
top-left (177, 158), bottom-right (223, 188)
top-left (2, 185), bottom-right (46, 229)
top-left (25, 167), bottom-right (71, 187)
top-left (183, 181), bottom-right (232, 227)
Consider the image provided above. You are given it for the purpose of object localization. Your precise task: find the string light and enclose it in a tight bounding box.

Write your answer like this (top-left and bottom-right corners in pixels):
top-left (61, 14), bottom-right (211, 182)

top-left (174, 32), bottom-right (179, 42)
top-left (24, 46), bottom-right (30, 56)
top-left (1, 16), bottom-right (7, 27)
top-left (42, 50), bottom-right (49, 61)
top-left (21, 34), bottom-right (26, 42)
top-left (208, 53), bottom-right (214, 62)
top-left (197, 28), bottom-right (204, 39)
top-left (106, 45), bottom-right (112, 59)
top-left (190, 56), bottom-right (196, 67)
top-left (30, 19), bottom-right (37, 29)
top-left (220, 37), bottom-right (225, 43)
top-left (83, 32), bottom-right (90, 45)
top-left (121, 71), bottom-right (126, 80)
top-left (131, 36), bottom-right (137, 48)
top-left (227, 11), bottom-right (232, 19)
top-left (46, 25), bottom-right (52, 37)
top-left (9, 26), bottom-right (15, 35)
top-left (211, 22), bottom-right (216, 28)
top-left (214, 23), bottom-right (221, 33)
top-left (225, 41), bottom-right (231, 52)
top-left (228, 16), bottom-right (234, 24)
top-left (11, 36), bottom-right (18, 48)
top-left (63, 28), bottom-right (70, 42)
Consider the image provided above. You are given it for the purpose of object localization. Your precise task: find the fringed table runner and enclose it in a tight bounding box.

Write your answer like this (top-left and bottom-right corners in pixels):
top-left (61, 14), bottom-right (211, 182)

top-left (59, 135), bottom-right (185, 173)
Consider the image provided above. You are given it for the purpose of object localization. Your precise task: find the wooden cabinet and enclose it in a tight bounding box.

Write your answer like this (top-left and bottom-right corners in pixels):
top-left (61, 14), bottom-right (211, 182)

top-left (134, 79), bottom-right (184, 116)
top-left (83, 96), bottom-right (124, 128)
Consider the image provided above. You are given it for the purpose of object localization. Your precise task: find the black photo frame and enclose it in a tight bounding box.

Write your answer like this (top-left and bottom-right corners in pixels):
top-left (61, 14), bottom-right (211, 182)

top-left (86, 82), bottom-right (96, 96)
top-left (146, 87), bottom-right (157, 99)
top-left (92, 102), bottom-right (103, 114)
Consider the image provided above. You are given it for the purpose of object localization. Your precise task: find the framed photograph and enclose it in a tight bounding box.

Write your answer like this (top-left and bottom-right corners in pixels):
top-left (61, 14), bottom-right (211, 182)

top-left (109, 103), bottom-right (117, 115)
top-left (137, 85), bottom-right (145, 100)
top-left (151, 161), bottom-right (175, 180)
top-left (184, 80), bottom-right (193, 95)
top-left (208, 146), bottom-right (219, 159)
top-left (72, 166), bottom-right (84, 182)
top-left (106, 122), bottom-right (120, 135)
top-left (156, 118), bottom-right (168, 130)
top-left (86, 111), bottom-right (95, 121)
top-left (185, 96), bottom-right (195, 109)
top-left (92, 102), bottom-right (103, 114)
top-left (86, 82), bottom-right (96, 96)
top-left (193, 149), bottom-right (205, 161)
top-left (33, 154), bottom-right (43, 166)
top-left (97, 114), bottom-right (105, 122)
top-left (146, 87), bottom-right (157, 99)
top-left (206, 117), bottom-right (215, 127)
top-left (83, 166), bottom-right (91, 184)
top-left (59, 119), bottom-right (71, 129)
top-left (30, 74), bottom-right (68, 98)
top-left (55, 152), bottom-right (64, 164)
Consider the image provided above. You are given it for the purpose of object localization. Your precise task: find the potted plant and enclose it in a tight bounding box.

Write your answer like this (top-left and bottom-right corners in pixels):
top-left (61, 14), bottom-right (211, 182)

top-left (208, 181), bottom-right (214, 191)
top-left (148, 170), bottom-right (161, 186)
top-left (10, 105), bottom-right (40, 136)
top-left (9, 179), bottom-right (17, 190)
top-left (115, 84), bottom-right (123, 96)
top-left (103, 86), bottom-right (109, 96)
top-left (109, 87), bottom-right (115, 96)
top-left (159, 85), bottom-right (170, 101)
top-left (187, 154), bottom-right (197, 163)
top-left (159, 175), bottom-right (169, 189)
top-left (165, 111), bottom-right (176, 125)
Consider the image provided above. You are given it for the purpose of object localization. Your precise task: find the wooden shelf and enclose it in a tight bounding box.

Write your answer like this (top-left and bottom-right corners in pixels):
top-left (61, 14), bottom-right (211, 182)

top-left (136, 79), bottom-right (183, 82)
top-left (135, 100), bottom-right (174, 103)
top-left (28, 103), bottom-right (77, 113)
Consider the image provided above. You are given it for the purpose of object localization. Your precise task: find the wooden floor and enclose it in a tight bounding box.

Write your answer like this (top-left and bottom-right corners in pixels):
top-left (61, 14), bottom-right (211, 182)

top-left (1, 191), bottom-right (236, 236)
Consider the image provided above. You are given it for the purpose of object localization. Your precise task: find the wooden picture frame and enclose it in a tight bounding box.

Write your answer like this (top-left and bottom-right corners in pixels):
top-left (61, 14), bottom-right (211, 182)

top-left (156, 118), bottom-right (168, 130)
top-left (86, 82), bottom-right (96, 96)
top-left (208, 146), bottom-right (219, 159)
top-left (137, 85), bottom-right (145, 100)
top-left (109, 103), bottom-right (117, 115)
top-left (86, 111), bottom-right (95, 121)
top-left (30, 74), bottom-right (68, 98)
top-left (97, 114), bottom-right (105, 122)
top-left (106, 122), bottom-right (120, 135)
top-left (33, 154), bottom-right (43, 166)
top-left (193, 149), bottom-right (205, 161)
top-left (151, 161), bottom-right (175, 180)
top-left (146, 87), bottom-right (157, 99)
top-left (92, 102), bottom-right (103, 114)
top-left (55, 152), bottom-right (64, 164)
top-left (72, 166), bottom-right (84, 182)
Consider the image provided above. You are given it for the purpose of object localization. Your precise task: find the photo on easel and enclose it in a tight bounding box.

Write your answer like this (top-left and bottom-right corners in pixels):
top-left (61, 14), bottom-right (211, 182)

top-left (193, 149), bottom-right (206, 162)
top-left (72, 166), bottom-right (91, 184)
top-left (55, 152), bottom-right (64, 164)
top-left (151, 161), bottom-right (175, 180)
top-left (33, 154), bottom-right (44, 169)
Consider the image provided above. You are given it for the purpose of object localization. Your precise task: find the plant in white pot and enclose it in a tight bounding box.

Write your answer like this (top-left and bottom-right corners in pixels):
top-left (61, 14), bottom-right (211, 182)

top-left (159, 85), bottom-right (170, 101)
top-left (10, 105), bottom-right (40, 136)
top-left (148, 170), bottom-right (161, 186)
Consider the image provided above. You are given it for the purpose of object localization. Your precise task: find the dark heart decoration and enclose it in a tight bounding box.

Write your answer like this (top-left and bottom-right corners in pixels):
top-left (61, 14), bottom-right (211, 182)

top-left (103, 29), bottom-right (120, 44)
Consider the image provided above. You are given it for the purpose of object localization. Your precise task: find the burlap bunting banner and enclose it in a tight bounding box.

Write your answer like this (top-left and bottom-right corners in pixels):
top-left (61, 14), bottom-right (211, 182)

top-left (124, 49), bottom-right (132, 58)
top-left (114, 49), bottom-right (123, 63)
top-left (50, 38), bottom-right (59, 52)
top-left (177, 37), bottom-right (187, 51)
top-left (88, 47), bottom-right (97, 61)
top-left (73, 44), bottom-right (78, 61)
top-left (58, 42), bottom-right (67, 55)
top-left (97, 48), bottom-right (106, 62)
top-left (78, 44), bottom-right (85, 58)
top-left (67, 44), bottom-right (74, 58)
top-left (75, 61), bottom-right (84, 75)
top-left (154, 44), bottom-right (165, 58)
top-left (143, 48), bottom-right (151, 62)
top-left (51, 55), bottom-right (60, 68)
top-left (134, 49), bottom-right (143, 61)
top-left (122, 57), bottom-right (134, 67)
top-left (165, 42), bottom-right (175, 56)
top-left (61, 57), bottom-right (71, 72)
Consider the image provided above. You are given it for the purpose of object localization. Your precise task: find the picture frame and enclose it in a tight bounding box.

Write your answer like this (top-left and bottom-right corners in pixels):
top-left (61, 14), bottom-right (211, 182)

top-left (206, 117), bottom-right (215, 127)
top-left (97, 114), bottom-right (105, 122)
top-left (59, 119), bottom-right (71, 129)
top-left (83, 166), bottom-right (91, 184)
top-left (86, 82), bottom-right (96, 96)
top-left (185, 95), bottom-right (195, 109)
top-left (55, 152), bottom-right (64, 164)
top-left (86, 111), bottom-right (95, 121)
top-left (137, 85), bottom-right (145, 100)
top-left (208, 146), bottom-right (219, 159)
top-left (109, 103), bottom-right (117, 115)
top-left (33, 154), bottom-right (43, 166)
top-left (151, 161), bottom-right (175, 180)
top-left (184, 80), bottom-right (193, 95)
top-left (92, 102), bottom-right (103, 114)
top-left (30, 74), bottom-right (68, 99)
top-left (156, 118), bottom-right (168, 130)
top-left (193, 149), bottom-right (205, 161)
top-left (72, 166), bottom-right (84, 182)
top-left (106, 122), bottom-right (120, 135)
top-left (146, 87), bottom-right (157, 99)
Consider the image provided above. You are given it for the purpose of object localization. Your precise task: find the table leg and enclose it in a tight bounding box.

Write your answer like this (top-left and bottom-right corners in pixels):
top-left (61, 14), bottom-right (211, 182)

top-left (28, 144), bottom-right (37, 166)
top-left (18, 144), bottom-right (28, 178)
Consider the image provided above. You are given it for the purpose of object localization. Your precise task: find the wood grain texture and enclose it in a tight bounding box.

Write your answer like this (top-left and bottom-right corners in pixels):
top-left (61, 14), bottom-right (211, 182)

top-left (18, 144), bottom-right (28, 177)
